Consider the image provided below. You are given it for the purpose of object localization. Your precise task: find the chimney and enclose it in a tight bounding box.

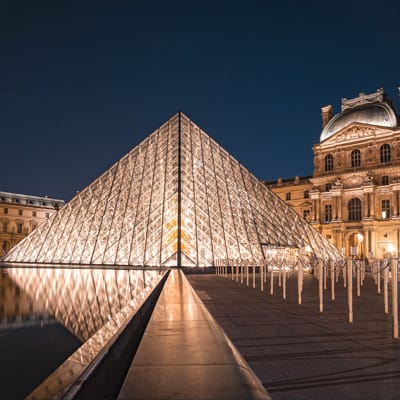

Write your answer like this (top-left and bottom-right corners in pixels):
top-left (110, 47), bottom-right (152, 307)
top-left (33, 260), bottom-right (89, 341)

top-left (321, 105), bottom-right (333, 128)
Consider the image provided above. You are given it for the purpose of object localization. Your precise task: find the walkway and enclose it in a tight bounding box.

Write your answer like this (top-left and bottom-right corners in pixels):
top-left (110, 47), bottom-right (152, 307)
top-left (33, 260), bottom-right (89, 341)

top-left (188, 273), bottom-right (400, 400)
top-left (119, 269), bottom-right (270, 400)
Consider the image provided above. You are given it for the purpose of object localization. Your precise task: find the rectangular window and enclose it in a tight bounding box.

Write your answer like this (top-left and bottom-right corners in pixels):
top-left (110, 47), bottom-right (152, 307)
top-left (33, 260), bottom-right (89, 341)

top-left (2, 221), bottom-right (8, 233)
top-left (286, 192), bottom-right (291, 201)
top-left (17, 223), bottom-right (23, 234)
top-left (4, 208), bottom-right (8, 215)
top-left (382, 176), bottom-right (389, 185)
top-left (303, 209), bottom-right (310, 220)
top-left (304, 190), bottom-right (309, 199)
top-left (45, 212), bottom-right (50, 219)
top-left (382, 199), bottom-right (391, 219)
top-left (325, 183), bottom-right (332, 192)
top-left (325, 204), bottom-right (332, 223)
top-left (32, 210), bottom-right (36, 217)
top-left (18, 209), bottom-right (22, 216)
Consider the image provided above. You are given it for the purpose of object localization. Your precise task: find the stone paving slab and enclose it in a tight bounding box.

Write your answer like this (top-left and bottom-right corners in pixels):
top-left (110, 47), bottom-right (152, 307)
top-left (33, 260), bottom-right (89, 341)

top-left (187, 273), bottom-right (400, 400)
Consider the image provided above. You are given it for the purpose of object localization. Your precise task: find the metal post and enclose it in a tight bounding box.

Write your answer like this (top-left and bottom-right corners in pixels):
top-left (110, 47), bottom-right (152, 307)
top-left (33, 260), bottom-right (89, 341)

top-left (392, 258), bottom-right (399, 338)
top-left (348, 258), bottom-right (353, 323)
top-left (246, 261), bottom-right (249, 286)
top-left (331, 259), bottom-right (335, 301)
top-left (377, 261), bottom-right (381, 294)
top-left (270, 268), bottom-right (274, 295)
top-left (357, 261), bottom-right (361, 297)
top-left (283, 266), bottom-right (286, 300)
top-left (361, 260), bottom-right (365, 286)
top-left (298, 262), bottom-right (303, 305)
top-left (261, 261), bottom-right (264, 291)
top-left (319, 261), bottom-right (323, 312)
top-left (384, 262), bottom-right (389, 314)
top-left (278, 267), bottom-right (282, 287)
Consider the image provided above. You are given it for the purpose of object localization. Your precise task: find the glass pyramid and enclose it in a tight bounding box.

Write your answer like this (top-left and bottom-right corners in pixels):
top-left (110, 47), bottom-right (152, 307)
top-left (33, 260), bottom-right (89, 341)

top-left (3, 112), bottom-right (342, 267)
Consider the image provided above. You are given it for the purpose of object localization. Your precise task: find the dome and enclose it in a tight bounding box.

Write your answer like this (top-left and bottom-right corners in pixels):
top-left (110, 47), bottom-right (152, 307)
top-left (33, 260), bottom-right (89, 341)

top-left (320, 102), bottom-right (397, 142)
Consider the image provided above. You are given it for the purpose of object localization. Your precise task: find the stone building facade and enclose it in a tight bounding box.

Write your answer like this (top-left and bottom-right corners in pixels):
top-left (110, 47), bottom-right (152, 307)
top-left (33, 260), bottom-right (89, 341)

top-left (0, 191), bottom-right (64, 255)
top-left (266, 88), bottom-right (400, 259)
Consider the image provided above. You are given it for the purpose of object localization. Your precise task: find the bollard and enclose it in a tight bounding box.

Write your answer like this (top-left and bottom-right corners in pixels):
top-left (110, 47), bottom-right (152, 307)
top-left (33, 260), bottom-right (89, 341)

top-left (319, 261), bottom-right (323, 313)
top-left (357, 262), bottom-right (361, 297)
top-left (278, 267), bottom-right (282, 287)
top-left (331, 259), bottom-right (335, 301)
top-left (298, 262), bottom-right (303, 305)
top-left (283, 266), bottom-right (286, 300)
top-left (348, 258), bottom-right (353, 323)
top-left (270, 267), bottom-right (274, 295)
top-left (361, 260), bottom-right (365, 286)
top-left (261, 261), bottom-right (264, 292)
top-left (384, 263), bottom-right (389, 314)
top-left (392, 258), bottom-right (399, 338)
top-left (377, 261), bottom-right (381, 294)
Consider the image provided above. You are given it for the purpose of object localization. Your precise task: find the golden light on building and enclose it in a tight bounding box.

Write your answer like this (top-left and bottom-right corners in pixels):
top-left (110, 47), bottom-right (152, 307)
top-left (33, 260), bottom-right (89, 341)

top-left (266, 88), bottom-right (400, 259)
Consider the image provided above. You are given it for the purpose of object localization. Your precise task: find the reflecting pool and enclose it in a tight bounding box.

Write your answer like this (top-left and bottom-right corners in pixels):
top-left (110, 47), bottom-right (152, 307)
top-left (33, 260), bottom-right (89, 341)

top-left (0, 266), bottom-right (161, 399)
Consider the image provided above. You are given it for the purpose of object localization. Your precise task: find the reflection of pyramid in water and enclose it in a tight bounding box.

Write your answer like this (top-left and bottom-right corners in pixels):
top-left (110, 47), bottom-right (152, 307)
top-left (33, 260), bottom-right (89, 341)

top-left (7, 268), bottom-right (159, 341)
top-left (4, 112), bottom-right (342, 266)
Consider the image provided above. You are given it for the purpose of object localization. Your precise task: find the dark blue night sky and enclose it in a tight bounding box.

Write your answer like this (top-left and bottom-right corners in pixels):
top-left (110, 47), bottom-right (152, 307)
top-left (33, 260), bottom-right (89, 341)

top-left (1, 1), bottom-right (400, 201)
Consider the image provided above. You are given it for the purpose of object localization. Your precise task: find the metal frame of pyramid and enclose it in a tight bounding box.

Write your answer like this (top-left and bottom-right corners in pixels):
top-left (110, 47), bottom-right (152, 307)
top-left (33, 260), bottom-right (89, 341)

top-left (2, 112), bottom-right (343, 267)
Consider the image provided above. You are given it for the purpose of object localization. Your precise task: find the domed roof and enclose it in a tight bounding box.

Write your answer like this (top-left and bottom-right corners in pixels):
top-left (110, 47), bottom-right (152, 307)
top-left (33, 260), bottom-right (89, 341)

top-left (320, 90), bottom-right (398, 142)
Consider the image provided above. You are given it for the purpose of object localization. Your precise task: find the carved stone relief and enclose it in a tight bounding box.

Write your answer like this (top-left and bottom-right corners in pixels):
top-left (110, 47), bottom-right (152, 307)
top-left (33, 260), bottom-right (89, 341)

top-left (335, 126), bottom-right (375, 143)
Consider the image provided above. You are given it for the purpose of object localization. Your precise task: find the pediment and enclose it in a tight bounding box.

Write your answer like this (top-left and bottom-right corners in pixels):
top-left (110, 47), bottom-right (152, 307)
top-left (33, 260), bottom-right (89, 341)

top-left (319, 122), bottom-right (394, 148)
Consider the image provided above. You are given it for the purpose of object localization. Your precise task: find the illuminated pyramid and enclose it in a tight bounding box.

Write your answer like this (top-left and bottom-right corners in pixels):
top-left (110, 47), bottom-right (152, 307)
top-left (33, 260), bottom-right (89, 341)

top-left (3, 112), bottom-right (342, 267)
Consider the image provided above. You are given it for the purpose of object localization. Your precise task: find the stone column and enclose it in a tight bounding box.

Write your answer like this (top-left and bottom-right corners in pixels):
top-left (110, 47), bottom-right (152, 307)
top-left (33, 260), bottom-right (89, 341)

top-left (331, 188), bottom-right (342, 221)
top-left (333, 196), bottom-right (338, 220)
top-left (392, 187), bottom-right (400, 217)
top-left (363, 192), bottom-right (369, 218)
top-left (310, 190), bottom-right (320, 223)
top-left (337, 194), bottom-right (342, 220)
top-left (370, 230), bottom-right (376, 258)
top-left (370, 190), bottom-right (375, 218)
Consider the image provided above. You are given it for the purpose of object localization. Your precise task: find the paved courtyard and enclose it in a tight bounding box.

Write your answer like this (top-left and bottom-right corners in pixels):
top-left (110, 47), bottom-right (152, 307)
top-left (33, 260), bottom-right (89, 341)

top-left (188, 272), bottom-right (400, 400)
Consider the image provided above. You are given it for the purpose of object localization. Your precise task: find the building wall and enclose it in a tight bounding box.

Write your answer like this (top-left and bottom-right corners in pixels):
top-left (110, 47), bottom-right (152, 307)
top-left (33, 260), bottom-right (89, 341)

top-left (0, 192), bottom-right (64, 256)
top-left (265, 89), bottom-right (400, 259)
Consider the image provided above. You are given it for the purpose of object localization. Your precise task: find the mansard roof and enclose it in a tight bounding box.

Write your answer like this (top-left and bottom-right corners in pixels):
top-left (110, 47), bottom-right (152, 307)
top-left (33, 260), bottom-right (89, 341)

top-left (320, 89), bottom-right (398, 142)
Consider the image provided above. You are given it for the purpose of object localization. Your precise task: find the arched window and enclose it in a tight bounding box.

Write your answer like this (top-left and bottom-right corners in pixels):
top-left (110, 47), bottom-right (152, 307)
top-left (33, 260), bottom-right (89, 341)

top-left (325, 154), bottom-right (333, 171)
top-left (348, 198), bottom-right (362, 221)
top-left (351, 149), bottom-right (361, 167)
top-left (380, 144), bottom-right (391, 163)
